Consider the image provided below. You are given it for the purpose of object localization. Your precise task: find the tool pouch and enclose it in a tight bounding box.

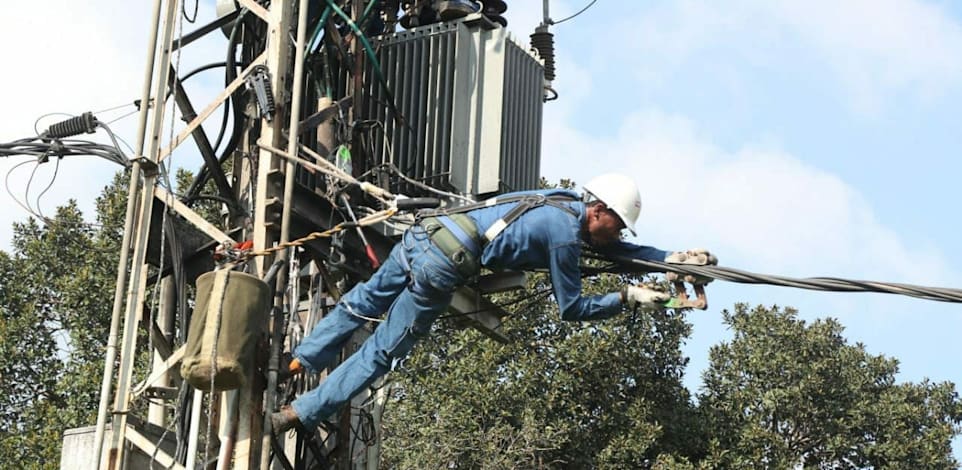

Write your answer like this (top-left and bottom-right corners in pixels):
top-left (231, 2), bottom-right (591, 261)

top-left (420, 214), bottom-right (481, 279)
top-left (180, 270), bottom-right (271, 391)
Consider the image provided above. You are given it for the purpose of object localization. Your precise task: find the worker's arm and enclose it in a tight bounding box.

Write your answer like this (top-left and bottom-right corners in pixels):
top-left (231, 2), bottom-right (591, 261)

top-left (594, 239), bottom-right (669, 262)
top-left (550, 241), bottom-right (623, 321)
top-left (595, 242), bottom-right (718, 267)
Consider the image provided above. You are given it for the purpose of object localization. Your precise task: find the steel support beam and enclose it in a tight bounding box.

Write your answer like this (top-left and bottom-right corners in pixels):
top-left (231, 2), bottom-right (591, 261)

top-left (106, 0), bottom-right (181, 467)
top-left (92, 0), bottom-right (166, 463)
top-left (169, 72), bottom-right (235, 201)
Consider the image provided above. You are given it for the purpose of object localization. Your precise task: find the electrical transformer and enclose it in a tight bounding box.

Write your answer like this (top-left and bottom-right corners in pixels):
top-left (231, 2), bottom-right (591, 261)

top-left (361, 18), bottom-right (545, 198)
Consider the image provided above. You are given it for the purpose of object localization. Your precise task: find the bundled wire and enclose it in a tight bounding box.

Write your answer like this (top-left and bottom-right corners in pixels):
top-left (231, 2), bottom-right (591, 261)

top-left (589, 253), bottom-right (962, 305)
top-left (0, 112), bottom-right (130, 167)
top-left (0, 136), bottom-right (129, 167)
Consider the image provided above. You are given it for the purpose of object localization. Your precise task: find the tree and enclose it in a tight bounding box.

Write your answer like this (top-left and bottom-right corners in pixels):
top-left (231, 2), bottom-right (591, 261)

top-left (0, 173), bottom-right (127, 468)
top-left (698, 304), bottom-right (962, 469)
top-left (380, 270), bottom-right (705, 468)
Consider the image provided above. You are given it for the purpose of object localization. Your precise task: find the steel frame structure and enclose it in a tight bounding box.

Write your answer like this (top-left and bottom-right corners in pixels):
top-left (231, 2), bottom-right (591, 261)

top-left (89, 1), bottom-right (514, 469)
top-left (92, 0), bottom-right (299, 468)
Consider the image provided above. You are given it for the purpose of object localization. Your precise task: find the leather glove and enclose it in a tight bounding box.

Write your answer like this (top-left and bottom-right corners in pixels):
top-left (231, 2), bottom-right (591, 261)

top-left (621, 285), bottom-right (671, 308)
top-left (664, 248), bottom-right (718, 266)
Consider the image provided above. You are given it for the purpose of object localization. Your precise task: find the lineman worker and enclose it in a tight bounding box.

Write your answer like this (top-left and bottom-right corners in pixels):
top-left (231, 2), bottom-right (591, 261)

top-left (271, 173), bottom-right (716, 432)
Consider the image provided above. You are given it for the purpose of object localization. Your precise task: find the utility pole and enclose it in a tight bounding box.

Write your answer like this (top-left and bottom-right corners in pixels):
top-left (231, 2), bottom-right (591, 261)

top-left (84, 2), bottom-right (543, 468)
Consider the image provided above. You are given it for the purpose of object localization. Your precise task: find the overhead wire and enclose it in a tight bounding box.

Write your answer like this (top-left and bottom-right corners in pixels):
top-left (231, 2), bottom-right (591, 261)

top-left (551, 0), bottom-right (600, 25)
top-left (5, 159), bottom-right (52, 223)
top-left (34, 157), bottom-right (62, 221)
top-left (588, 253), bottom-right (962, 305)
top-left (93, 101), bottom-right (138, 115)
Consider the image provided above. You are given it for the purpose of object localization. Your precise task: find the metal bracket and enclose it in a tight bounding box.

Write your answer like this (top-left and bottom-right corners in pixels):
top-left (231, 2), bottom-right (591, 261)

top-left (131, 155), bottom-right (160, 177)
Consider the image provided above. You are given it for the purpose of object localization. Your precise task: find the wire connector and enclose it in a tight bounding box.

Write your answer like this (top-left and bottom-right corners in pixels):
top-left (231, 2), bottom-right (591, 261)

top-left (247, 65), bottom-right (276, 122)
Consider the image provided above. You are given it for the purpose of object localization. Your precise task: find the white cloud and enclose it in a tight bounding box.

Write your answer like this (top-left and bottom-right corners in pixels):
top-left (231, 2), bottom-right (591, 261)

top-left (543, 101), bottom-right (956, 287)
top-left (764, 0), bottom-right (962, 112)
top-left (606, 0), bottom-right (962, 114)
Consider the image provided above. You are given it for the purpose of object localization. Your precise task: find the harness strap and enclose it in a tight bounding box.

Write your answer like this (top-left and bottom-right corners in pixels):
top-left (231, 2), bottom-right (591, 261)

top-left (482, 195), bottom-right (579, 243)
top-left (418, 193), bottom-right (580, 270)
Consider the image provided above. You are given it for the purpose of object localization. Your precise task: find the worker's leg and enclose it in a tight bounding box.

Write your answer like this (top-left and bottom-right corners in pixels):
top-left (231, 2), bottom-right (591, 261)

top-left (293, 239), bottom-right (411, 373)
top-left (290, 228), bottom-right (461, 429)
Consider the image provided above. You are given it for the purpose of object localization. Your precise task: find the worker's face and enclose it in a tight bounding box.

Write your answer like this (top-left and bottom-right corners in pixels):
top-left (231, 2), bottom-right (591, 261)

top-left (587, 204), bottom-right (625, 247)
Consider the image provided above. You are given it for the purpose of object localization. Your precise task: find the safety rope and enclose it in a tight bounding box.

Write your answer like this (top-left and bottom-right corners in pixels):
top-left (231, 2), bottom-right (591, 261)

top-left (592, 254), bottom-right (962, 304)
top-left (226, 208), bottom-right (398, 267)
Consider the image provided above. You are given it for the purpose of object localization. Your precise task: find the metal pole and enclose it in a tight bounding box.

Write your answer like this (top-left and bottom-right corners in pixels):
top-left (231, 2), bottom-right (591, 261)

top-left (216, 391), bottom-right (240, 470)
top-left (259, 0), bottom-right (310, 466)
top-left (148, 276), bottom-right (177, 425)
top-left (242, 0), bottom-right (296, 466)
top-left (184, 389), bottom-right (204, 470)
top-left (93, 0), bottom-right (165, 465)
top-left (107, 0), bottom-right (181, 467)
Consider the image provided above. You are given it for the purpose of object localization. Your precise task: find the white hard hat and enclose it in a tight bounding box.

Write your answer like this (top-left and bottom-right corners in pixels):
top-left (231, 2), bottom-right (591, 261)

top-left (583, 173), bottom-right (642, 236)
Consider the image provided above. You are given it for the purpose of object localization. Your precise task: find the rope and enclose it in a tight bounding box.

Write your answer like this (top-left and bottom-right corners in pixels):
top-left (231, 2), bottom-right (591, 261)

top-left (227, 208), bottom-right (398, 266)
top-left (594, 254), bottom-right (962, 304)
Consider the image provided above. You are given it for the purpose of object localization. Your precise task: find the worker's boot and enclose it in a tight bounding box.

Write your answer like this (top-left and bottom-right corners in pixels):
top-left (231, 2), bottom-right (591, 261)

top-left (438, 0), bottom-right (479, 21)
top-left (271, 405), bottom-right (301, 434)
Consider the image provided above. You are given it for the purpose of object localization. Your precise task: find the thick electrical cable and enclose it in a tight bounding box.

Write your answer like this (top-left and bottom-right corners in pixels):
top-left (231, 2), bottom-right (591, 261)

top-left (184, 10), bottom-right (249, 205)
top-left (183, 0), bottom-right (199, 23)
top-left (590, 253), bottom-right (962, 304)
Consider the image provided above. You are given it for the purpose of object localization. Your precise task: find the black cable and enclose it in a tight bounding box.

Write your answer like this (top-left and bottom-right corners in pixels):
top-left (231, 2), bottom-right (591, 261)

top-left (590, 253), bottom-right (962, 304)
top-left (183, 0), bottom-right (199, 23)
top-left (438, 284), bottom-right (556, 321)
top-left (183, 11), bottom-right (250, 205)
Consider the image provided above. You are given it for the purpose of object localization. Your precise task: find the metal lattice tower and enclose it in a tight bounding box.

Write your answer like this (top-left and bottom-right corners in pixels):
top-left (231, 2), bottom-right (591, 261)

top-left (85, 1), bottom-right (544, 469)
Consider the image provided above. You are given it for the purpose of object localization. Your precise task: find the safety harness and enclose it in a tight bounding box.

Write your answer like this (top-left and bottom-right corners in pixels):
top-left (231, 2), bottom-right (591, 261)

top-left (418, 192), bottom-right (580, 278)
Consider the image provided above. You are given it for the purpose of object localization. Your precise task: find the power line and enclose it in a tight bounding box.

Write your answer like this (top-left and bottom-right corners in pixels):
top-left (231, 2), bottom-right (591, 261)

top-left (552, 0), bottom-right (599, 25)
top-left (593, 254), bottom-right (962, 304)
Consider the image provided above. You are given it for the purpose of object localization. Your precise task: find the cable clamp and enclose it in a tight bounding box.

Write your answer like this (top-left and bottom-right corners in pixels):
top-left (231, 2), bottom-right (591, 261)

top-left (246, 65), bottom-right (276, 122)
top-left (664, 272), bottom-right (709, 310)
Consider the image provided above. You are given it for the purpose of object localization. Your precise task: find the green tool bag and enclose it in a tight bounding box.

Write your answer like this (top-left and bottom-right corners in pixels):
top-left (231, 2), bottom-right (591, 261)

top-left (421, 214), bottom-right (481, 279)
top-left (180, 270), bottom-right (270, 391)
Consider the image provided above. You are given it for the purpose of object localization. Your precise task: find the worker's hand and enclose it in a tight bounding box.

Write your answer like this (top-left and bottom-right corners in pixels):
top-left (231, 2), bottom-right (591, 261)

top-left (621, 285), bottom-right (671, 308)
top-left (664, 248), bottom-right (718, 266)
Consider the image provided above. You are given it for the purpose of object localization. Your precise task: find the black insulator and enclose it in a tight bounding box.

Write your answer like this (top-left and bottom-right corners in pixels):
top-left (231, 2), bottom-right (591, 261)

top-left (530, 29), bottom-right (556, 81)
top-left (46, 112), bottom-right (98, 139)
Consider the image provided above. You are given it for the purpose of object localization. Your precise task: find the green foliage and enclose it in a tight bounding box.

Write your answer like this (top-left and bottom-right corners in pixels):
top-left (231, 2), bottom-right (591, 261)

top-left (381, 296), bottom-right (962, 468)
top-left (380, 272), bottom-right (704, 468)
top-left (699, 304), bottom-right (962, 469)
top-left (0, 172), bottom-right (127, 468)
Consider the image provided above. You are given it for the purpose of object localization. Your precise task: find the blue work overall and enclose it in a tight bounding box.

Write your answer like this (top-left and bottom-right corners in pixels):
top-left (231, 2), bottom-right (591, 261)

top-left (291, 225), bottom-right (463, 429)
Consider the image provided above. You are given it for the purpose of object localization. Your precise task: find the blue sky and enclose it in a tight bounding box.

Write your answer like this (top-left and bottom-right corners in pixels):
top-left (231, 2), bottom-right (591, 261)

top-left (2, 0), bottom-right (961, 455)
